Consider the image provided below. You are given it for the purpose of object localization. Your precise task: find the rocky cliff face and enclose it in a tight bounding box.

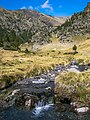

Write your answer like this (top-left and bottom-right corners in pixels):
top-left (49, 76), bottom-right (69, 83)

top-left (56, 3), bottom-right (90, 42)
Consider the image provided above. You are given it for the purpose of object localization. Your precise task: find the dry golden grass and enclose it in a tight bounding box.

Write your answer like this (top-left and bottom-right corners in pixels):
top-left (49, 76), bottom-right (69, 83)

top-left (0, 49), bottom-right (67, 89)
top-left (0, 37), bottom-right (90, 89)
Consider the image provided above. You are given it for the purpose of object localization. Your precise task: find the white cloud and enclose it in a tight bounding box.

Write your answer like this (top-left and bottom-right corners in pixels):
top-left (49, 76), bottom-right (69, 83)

top-left (59, 5), bottom-right (62, 8)
top-left (20, 6), bottom-right (27, 10)
top-left (20, 6), bottom-right (33, 10)
top-left (41, 0), bottom-right (53, 11)
top-left (35, 6), bottom-right (40, 11)
top-left (28, 6), bottom-right (33, 10)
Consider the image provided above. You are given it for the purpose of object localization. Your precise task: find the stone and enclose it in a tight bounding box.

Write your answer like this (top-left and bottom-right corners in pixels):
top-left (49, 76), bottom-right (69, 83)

top-left (32, 78), bottom-right (46, 84)
top-left (11, 89), bottom-right (20, 96)
top-left (67, 68), bottom-right (80, 73)
top-left (25, 99), bottom-right (32, 107)
top-left (45, 87), bottom-right (51, 90)
top-left (75, 107), bottom-right (89, 113)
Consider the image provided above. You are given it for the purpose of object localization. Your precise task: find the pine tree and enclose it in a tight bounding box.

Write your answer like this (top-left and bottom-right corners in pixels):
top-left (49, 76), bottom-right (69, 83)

top-left (73, 45), bottom-right (77, 53)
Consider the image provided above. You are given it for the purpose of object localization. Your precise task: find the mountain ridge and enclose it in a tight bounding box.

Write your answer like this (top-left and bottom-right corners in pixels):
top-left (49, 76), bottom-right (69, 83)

top-left (55, 2), bottom-right (90, 42)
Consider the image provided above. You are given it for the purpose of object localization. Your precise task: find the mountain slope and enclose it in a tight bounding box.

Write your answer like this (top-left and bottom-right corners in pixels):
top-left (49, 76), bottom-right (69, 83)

top-left (55, 2), bottom-right (90, 42)
top-left (0, 7), bottom-right (63, 50)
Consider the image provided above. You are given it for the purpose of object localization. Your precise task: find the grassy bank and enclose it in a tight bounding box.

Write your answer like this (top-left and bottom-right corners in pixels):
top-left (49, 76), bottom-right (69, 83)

top-left (55, 71), bottom-right (90, 107)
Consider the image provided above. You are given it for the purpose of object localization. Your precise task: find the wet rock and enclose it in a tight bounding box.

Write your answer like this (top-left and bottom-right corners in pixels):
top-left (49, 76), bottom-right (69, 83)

top-left (45, 87), bottom-right (51, 90)
top-left (32, 78), bottom-right (46, 84)
top-left (11, 89), bottom-right (20, 96)
top-left (25, 99), bottom-right (34, 107)
top-left (15, 93), bottom-right (36, 109)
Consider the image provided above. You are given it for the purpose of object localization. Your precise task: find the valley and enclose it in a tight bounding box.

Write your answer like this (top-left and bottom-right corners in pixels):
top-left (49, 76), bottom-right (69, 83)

top-left (0, 2), bottom-right (90, 120)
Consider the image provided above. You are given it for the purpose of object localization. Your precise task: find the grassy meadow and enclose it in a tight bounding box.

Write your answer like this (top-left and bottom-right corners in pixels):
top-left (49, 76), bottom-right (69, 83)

top-left (0, 35), bottom-right (90, 89)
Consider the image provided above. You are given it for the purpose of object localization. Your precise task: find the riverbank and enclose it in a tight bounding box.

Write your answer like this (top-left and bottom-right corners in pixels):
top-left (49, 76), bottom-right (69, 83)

top-left (0, 61), bottom-right (90, 113)
top-left (55, 70), bottom-right (90, 108)
top-left (0, 62), bottom-right (90, 120)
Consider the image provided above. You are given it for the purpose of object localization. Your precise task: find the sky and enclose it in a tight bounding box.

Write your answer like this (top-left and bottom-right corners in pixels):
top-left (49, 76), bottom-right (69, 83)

top-left (0, 0), bottom-right (90, 16)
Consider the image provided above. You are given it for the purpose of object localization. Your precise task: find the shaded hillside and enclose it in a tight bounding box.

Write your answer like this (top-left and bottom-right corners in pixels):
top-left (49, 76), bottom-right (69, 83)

top-left (0, 7), bottom-right (62, 50)
top-left (55, 2), bottom-right (90, 42)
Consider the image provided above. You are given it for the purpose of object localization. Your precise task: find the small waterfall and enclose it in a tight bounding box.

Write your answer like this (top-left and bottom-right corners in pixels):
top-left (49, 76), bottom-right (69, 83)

top-left (32, 99), bottom-right (54, 116)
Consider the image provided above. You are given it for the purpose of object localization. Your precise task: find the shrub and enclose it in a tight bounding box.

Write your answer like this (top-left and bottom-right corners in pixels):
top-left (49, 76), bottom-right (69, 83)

top-left (25, 48), bottom-right (29, 53)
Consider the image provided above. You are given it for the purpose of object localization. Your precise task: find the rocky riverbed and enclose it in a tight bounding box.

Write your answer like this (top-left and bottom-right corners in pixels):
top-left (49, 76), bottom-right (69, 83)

top-left (0, 61), bottom-right (90, 120)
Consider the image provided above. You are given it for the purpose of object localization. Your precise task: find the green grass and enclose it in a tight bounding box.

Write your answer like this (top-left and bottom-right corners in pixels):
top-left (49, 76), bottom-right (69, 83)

top-left (55, 71), bottom-right (90, 106)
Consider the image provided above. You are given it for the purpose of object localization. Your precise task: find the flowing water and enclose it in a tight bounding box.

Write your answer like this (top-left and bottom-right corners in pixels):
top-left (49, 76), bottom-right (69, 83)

top-left (0, 103), bottom-right (90, 120)
top-left (0, 63), bottom-right (90, 120)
